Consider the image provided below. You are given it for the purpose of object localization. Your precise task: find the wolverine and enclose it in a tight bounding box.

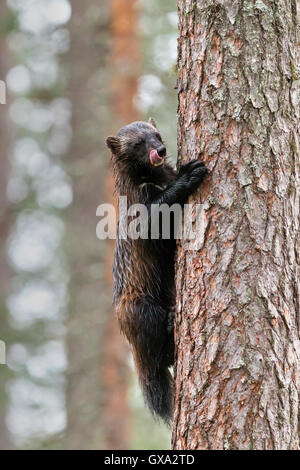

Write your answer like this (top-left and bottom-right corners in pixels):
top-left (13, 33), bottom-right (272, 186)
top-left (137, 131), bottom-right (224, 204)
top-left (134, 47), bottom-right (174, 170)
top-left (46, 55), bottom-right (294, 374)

top-left (106, 119), bottom-right (207, 423)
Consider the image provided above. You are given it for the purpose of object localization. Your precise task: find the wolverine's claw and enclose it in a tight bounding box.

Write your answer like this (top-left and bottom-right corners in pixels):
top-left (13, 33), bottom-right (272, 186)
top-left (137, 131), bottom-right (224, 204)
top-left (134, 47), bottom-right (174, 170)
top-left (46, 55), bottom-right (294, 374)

top-left (179, 160), bottom-right (207, 176)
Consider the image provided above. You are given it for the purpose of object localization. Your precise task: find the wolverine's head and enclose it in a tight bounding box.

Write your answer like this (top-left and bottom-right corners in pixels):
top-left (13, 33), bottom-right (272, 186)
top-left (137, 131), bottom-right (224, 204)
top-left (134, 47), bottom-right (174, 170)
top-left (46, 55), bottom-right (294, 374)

top-left (106, 119), bottom-right (167, 173)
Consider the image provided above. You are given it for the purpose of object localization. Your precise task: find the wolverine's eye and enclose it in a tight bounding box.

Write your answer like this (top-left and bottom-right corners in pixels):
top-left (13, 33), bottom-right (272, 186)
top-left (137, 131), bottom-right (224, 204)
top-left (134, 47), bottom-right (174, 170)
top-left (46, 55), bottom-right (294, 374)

top-left (135, 138), bottom-right (145, 146)
top-left (155, 133), bottom-right (162, 142)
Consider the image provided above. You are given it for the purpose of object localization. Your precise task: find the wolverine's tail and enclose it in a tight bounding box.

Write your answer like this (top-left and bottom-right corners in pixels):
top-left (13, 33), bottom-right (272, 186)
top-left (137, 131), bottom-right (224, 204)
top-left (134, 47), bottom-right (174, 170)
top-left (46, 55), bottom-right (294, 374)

top-left (140, 368), bottom-right (174, 424)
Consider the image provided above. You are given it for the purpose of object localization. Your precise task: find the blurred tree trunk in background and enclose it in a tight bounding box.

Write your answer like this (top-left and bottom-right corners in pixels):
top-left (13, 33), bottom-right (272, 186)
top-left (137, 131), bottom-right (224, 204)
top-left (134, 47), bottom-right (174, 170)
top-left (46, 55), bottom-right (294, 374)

top-left (0, 2), bottom-right (12, 450)
top-left (65, 0), bottom-right (119, 449)
top-left (173, 0), bottom-right (300, 450)
top-left (110, 0), bottom-right (140, 121)
top-left (102, 0), bottom-right (140, 450)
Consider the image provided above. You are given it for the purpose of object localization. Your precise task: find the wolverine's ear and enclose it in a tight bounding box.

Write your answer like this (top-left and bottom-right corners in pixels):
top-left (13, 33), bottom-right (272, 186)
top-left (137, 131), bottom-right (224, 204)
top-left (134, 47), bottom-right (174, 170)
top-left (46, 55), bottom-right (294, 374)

top-left (148, 117), bottom-right (158, 129)
top-left (106, 136), bottom-right (121, 154)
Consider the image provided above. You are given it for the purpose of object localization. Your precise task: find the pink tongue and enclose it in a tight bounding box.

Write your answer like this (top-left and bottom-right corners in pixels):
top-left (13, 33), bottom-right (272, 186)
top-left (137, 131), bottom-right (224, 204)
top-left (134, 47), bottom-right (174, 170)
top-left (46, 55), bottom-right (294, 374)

top-left (150, 149), bottom-right (163, 166)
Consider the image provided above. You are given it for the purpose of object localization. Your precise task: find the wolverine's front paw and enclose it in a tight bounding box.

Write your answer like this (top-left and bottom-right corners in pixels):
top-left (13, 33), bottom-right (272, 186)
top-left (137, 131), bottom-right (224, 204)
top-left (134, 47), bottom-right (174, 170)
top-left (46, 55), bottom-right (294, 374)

top-left (178, 159), bottom-right (206, 176)
top-left (190, 163), bottom-right (208, 185)
top-left (180, 160), bottom-right (208, 181)
top-left (179, 160), bottom-right (208, 187)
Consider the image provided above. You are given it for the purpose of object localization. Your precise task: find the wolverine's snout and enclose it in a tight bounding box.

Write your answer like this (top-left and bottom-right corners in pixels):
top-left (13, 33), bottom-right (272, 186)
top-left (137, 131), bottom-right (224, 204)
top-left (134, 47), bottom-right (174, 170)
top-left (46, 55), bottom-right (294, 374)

top-left (157, 145), bottom-right (166, 158)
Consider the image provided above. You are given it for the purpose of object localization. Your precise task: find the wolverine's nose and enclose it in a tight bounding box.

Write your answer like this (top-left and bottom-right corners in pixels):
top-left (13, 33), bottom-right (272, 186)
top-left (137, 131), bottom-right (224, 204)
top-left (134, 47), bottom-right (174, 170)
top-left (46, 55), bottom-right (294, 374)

top-left (157, 145), bottom-right (166, 157)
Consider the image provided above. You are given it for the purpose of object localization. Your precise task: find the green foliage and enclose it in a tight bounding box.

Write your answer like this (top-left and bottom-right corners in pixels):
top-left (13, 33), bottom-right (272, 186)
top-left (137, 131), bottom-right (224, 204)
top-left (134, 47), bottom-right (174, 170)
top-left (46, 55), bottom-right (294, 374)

top-left (0, 11), bottom-right (18, 35)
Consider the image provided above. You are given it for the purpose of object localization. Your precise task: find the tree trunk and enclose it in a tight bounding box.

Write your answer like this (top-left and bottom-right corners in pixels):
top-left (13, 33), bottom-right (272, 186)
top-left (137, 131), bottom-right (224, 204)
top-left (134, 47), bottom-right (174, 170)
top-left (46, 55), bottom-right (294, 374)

top-left (65, 0), bottom-right (118, 449)
top-left (101, 0), bottom-right (140, 450)
top-left (173, 0), bottom-right (300, 450)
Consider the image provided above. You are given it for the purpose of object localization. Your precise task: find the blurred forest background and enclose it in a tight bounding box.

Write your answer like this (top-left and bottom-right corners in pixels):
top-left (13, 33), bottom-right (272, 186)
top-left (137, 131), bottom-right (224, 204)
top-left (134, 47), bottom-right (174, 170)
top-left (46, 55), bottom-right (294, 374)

top-left (0, 0), bottom-right (178, 449)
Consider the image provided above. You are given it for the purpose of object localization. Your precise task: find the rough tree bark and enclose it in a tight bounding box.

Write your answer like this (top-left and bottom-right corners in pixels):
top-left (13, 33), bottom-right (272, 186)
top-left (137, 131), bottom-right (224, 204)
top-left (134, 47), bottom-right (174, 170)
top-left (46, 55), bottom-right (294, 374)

top-left (173, 0), bottom-right (300, 450)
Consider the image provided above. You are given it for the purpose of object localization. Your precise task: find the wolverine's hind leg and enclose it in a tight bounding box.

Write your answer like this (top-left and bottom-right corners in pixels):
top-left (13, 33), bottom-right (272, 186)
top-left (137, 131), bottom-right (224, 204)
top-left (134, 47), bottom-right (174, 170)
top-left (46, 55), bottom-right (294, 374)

top-left (117, 296), bottom-right (174, 422)
top-left (129, 297), bottom-right (172, 370)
